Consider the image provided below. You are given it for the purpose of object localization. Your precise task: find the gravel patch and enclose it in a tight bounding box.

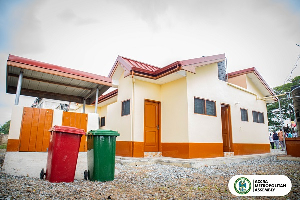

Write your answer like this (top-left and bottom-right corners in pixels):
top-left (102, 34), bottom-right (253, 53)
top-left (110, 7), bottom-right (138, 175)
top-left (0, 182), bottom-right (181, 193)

top-left (0, 153), bottom-right (299, 199)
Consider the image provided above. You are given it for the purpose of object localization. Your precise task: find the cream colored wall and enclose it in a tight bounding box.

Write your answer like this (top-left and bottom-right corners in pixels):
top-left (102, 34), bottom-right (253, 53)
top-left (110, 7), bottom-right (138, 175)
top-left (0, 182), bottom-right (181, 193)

top-left (161, 77), bottom-right (189, 143)
top-left (105, 72), bottom-right (132, 141)
top-left (186, 63), bottom-right (269, 144)
top-left (8, 105), bottom-right (23, 139)
top-left (227, 85), bottom-right (269, 144)
top-left (186, 63), bottom-right (223, 143)
top-left (133, 79), bottom-right (161, 142)
top-left (52, 109), bottom-right (63, 126)
top-left (228, 74), bottom-right (247, 89)
top-left (246, 75), bottom-right (265, 98)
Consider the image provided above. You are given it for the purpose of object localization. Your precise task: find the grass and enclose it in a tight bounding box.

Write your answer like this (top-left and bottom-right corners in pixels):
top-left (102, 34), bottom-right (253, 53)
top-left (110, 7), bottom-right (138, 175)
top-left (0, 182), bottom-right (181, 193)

top-left (0, 144), bottom-right (7, 149)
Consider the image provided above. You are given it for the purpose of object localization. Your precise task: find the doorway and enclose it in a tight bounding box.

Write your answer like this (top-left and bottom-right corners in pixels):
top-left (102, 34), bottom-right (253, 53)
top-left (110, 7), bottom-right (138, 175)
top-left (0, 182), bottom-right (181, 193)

top-left (221, 104), bottom-right (233, 152)
top-left (144, 100), bottom-right (160, 152)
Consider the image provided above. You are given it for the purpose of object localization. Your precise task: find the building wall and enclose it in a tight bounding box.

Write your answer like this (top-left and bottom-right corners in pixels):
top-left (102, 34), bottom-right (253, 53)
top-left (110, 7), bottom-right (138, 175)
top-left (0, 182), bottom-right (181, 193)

top-left (104, 64), bottom-right (270, 158)
top-left (161, 77), bottom-right (188, 143)
top-left (187, 63), bottom-right (223, 144)
top-left (228, 74), bottom-right (247, 89)
top-left (105, 73), bottom-right (132, 141)
top-left (133, 79), bottom-right (161, 142)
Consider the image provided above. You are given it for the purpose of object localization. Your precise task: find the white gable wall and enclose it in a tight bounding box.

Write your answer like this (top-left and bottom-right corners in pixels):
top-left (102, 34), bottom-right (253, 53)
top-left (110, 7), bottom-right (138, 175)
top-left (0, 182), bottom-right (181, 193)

top-left (186, 63), bottom-right (223, 143)
top-left (104, 72), bottom-right (132, 141)
top-left (186, 63), bottom-right (269, 145)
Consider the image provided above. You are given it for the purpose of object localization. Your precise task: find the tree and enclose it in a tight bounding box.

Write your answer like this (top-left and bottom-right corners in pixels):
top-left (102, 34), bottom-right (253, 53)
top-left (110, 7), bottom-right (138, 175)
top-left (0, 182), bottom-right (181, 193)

top-left (0, 120), bottom-right (11, 134)
top-left (267, 76), bottom-right (300, 131)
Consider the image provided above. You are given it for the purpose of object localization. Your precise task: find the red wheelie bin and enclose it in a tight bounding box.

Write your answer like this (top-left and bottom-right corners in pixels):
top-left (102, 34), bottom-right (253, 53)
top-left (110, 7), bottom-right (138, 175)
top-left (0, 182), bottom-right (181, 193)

top-left (40, 125), bottom-right (85, 183)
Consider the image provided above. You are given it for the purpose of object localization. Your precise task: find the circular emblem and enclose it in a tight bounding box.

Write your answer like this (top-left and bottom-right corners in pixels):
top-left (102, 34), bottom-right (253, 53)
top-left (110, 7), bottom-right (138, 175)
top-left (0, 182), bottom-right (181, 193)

top-left (234, 177), bottom-right (251, 195)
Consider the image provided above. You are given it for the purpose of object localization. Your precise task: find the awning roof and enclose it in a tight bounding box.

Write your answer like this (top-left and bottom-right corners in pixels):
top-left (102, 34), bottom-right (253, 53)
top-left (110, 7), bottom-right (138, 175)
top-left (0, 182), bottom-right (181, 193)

top-left (6, 55), bottom-right (112, 105)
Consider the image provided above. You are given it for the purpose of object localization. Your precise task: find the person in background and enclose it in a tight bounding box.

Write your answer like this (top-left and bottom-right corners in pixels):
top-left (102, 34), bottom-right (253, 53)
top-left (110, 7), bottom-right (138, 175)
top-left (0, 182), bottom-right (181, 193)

top-left (273, 131), bottom-right (279, 149)
top-left (269, 133), bottom-right (274, 149)
top-left (293, 130), bottom-right (298, 138)
top-left (278, 129), bottom-right (285, 151)
top-left (288, 132), bottom-right (293, 138)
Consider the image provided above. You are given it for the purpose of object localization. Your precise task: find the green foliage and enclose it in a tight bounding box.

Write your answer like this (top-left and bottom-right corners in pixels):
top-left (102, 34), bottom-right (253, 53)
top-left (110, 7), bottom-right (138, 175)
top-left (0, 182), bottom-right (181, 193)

top-left (0, 120), bottom-right (11, 134)
top-left (267, 76), bottom-right (300, 131)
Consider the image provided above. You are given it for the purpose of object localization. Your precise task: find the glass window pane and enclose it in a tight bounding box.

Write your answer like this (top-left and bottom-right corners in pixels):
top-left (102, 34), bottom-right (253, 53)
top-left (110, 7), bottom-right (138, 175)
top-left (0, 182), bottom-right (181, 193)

top-left (100, 117), bottom-right (105, 127)
top-left (206, 100), bottom-right (216, 116)
top-left (252, 111), bottom-right (258, 122)
top-left (122, 100), bottom-right (130, 116)
top-left (258, 112), bottom-right (264, 123)
top-left (241, 109), bottom-right (248, 121)
top-left (194, 98), bottom-right (205, 114)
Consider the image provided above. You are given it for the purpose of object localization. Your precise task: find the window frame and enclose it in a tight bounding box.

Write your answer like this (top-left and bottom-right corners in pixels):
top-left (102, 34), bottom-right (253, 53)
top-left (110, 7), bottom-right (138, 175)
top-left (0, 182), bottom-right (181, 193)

top-left (100, 116), bottom-right (105, 127)
top-left (252, 110), bottom-right (264, 124)
top-left (194, 96), bottom-right (217, 117)
top-left (121, 99), bottom-right (130, 116)
top-left (240, 108), bottom-right (248, 122)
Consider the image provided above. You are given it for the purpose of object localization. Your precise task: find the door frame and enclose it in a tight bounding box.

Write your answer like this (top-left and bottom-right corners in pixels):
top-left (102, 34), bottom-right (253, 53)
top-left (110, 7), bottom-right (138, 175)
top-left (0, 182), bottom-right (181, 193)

top-left (144, 99), bottom-right (162, 152)
top-left (221, 103), bottom-right (234, 152)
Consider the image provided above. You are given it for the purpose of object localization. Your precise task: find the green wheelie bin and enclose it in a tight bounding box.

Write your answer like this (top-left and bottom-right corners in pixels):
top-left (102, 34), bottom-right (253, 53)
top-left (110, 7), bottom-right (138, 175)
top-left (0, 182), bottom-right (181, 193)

top-left (85, 129), bottom-right (120, 182)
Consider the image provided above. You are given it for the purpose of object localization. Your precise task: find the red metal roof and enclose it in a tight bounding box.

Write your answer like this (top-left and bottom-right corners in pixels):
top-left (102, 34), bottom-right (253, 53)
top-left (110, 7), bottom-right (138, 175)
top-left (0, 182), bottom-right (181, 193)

top-left (227, 67), bottom-right (275, 97)
top-left (109, 54), bottom-right (225, 79)
top-left (96, 89), bottom-right (118, 104)
top-left (8, 55), bottom-right (111, 84)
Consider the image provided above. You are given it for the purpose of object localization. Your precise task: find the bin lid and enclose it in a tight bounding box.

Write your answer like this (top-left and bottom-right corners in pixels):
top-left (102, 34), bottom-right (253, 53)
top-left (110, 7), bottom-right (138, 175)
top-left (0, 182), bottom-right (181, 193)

top-left (87, 129), bottom-right (120, 136)
top-left (49, 125), bottom-right (86, 135)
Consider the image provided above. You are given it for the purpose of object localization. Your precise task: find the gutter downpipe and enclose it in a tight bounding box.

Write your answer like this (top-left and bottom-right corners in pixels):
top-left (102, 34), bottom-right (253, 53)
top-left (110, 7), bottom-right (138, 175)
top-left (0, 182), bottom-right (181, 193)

top-left (131, 71), bottom-right (135, 157)
top-left (15, 70), bottom-right (23, 105)
top-left (95, 86), bottom-right (99, 113)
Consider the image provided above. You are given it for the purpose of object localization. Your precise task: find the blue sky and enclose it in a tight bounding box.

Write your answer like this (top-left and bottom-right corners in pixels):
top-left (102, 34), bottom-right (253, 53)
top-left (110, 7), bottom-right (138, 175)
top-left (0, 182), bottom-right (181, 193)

top-left (0, 0), bottom-right (300, 125)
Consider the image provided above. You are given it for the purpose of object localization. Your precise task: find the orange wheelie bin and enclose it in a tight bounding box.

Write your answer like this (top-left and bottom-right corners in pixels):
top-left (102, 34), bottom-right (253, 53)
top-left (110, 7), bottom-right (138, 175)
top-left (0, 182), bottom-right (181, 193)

top-left (40, 125), bottom-right (85, 183)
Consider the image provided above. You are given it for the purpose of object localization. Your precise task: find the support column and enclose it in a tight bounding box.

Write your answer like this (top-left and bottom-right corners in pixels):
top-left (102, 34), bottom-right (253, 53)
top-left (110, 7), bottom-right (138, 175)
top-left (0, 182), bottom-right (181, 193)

top-left (15, 70), bottom-right (23, 105)
top-left (94, 87), bottom-right (99, 113)
top-left (83, 98), bottom-right (86, 113)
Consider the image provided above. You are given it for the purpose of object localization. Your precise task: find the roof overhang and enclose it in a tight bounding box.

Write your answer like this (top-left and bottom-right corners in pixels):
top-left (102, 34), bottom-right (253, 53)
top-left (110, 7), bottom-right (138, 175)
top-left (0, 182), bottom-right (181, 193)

top-left (6, 55), bottom-right (112, 105)
top-left (227, 67), bottom-right (277, 102)
top-left (109, 54), bottom-right (226, 85)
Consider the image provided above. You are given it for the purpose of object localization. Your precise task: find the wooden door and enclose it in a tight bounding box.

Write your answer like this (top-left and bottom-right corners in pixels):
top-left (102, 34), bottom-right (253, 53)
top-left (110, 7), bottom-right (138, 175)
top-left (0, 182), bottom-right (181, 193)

top-left (221, 105), bottom-right (232, 152)
top-left (19, 107), bottom-right (53, 152)
top-left (62, 112), bottom-right (88, 152)
top-left (144, 100), bottom-right (160, 152)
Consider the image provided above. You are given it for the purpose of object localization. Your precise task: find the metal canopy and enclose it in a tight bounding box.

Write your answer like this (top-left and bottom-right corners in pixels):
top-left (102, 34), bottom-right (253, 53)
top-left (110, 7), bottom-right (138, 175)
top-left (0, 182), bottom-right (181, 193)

top-left (6, 55), bottom-right (112, 105)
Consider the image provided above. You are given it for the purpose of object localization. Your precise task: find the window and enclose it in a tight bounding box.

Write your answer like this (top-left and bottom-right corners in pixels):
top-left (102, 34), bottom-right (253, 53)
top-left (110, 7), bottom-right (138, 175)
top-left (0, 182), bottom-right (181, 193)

top-left (258, 112), bottom-right (264, 123)
top-left (241, 108), bottom-right (248, 121)
top-left (100, 117), bottom-right (105, 127)
top-left (252, 111), bottom-right (264, 123)
top-left (194, 98), bottom-right (205, 114)
top-left (121, 99), bottom-right (130, 116)
top-left (194, 97), bottom-right (216, 116)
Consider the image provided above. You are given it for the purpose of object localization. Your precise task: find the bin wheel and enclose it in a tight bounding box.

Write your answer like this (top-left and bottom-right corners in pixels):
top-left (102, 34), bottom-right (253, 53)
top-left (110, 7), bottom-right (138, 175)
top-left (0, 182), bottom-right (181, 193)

top-left (40, 168), bottom-right (45, 180)
top-left (84, 170), bottom-right (88, 180)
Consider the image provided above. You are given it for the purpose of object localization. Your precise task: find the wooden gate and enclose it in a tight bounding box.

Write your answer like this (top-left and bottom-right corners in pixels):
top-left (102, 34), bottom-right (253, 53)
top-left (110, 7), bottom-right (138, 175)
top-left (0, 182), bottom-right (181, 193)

top-left (62, 112), bottom-right (88, 152)
top-left (19, 107), bottom-right (54, 152)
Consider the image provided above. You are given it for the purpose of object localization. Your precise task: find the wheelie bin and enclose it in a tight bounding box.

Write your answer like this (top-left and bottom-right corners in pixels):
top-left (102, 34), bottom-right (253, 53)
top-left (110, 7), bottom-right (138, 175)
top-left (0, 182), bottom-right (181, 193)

top-left (85, 129), bottom-right (120, 182)
top-left (40, 125), bottom-right (85, 183)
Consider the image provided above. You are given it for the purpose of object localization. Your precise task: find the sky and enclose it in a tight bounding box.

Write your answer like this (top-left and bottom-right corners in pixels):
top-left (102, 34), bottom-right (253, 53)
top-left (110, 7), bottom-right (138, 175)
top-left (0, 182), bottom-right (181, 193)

top-left (0, 0), bottom-right (300, 125)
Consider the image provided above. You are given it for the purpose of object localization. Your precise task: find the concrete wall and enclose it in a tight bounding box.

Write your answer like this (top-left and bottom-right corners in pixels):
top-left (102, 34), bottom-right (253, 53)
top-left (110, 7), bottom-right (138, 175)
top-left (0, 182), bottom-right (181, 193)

top-left (8, 105), bottom-right (23, 140)
top-left (161, 77), bottom-right (188, 143)
top-left (186, 63), bottom-right (269, 145)
top-left (186, 63), bottom-right (223, 143)
top-left (105, 73), bottom-right (132, 141)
